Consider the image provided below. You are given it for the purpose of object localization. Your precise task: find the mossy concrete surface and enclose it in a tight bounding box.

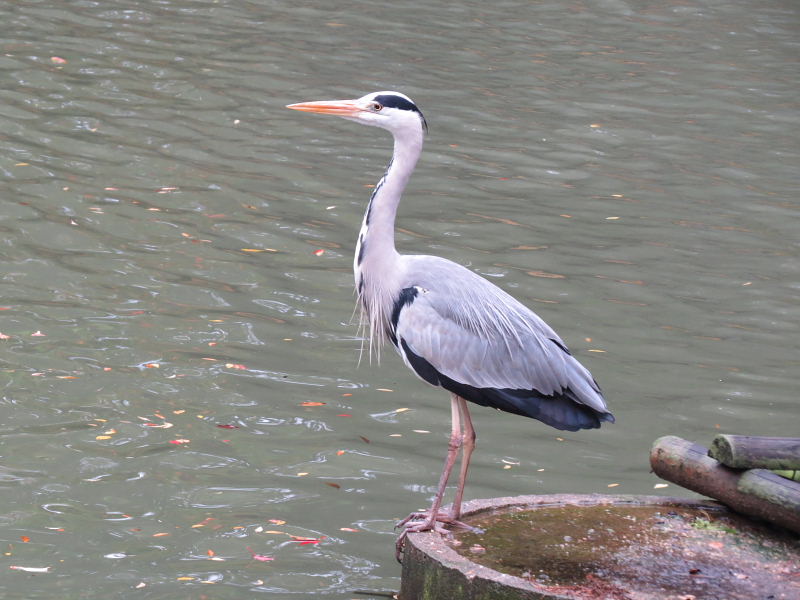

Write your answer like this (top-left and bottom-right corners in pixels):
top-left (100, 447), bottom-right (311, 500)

top-left (398, 493), bottom-right (799, 600)
top-left (400, 494), bottom-right (626, 600)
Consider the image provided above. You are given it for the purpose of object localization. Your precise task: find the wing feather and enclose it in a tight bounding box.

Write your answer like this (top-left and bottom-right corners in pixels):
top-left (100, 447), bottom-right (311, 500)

top-left (392, 256), bottom-right (611, 419)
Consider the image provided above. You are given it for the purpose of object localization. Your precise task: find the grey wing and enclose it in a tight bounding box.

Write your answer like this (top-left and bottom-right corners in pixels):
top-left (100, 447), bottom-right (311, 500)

top-left (391, 263), bottom-right (613, 430)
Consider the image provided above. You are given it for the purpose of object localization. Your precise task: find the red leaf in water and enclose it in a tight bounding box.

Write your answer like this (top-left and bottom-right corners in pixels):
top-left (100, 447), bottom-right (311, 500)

top-left (313, 249), bottom-right (325, 256)
top-left (216, 424), bottom-right (238, 429)
top-left (324, 482), bottom-right (341, 489)
top-left (246, 547), bottom-right (274, 562)
top-left (337, 414), bottom-right (352, 417)
top-left (20, 536), bottom-right (30, 543)
top-left (290, 536), bottom-right (324, 545)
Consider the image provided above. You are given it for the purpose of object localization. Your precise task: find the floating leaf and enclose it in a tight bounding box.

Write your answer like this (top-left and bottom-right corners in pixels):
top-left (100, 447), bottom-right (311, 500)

top-left (10, 566), bottom-right (51, 573)
top-left (325, 482), bottom-right (341, 489)
top-left (312, 249), bottom-right (325, 256)
top-left (191, 518), bottom-right (215, 528)
top-left (291, 536), bottom-right (323, 546)
top-left (301, 401), bottom-right (326, 407)
top-left (526, 271), bottom-right (565, 279)
top-left (246, 547), bottom-right (274, 562)
top-left (216, 424), bottom-right (239, 429)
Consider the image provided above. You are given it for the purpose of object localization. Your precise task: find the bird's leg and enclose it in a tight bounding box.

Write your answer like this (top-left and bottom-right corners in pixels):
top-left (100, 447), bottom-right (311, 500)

top-left (395, 394), bottom-right (464, 559)
top-left (448, 396), bottom-right (476, 522)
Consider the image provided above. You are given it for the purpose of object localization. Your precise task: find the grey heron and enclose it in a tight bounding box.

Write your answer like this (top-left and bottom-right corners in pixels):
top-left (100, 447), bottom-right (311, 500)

top-left (287, 91), bottom-right (614, 558)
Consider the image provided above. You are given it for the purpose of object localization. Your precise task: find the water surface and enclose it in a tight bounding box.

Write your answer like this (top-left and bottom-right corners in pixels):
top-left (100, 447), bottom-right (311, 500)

top-left (0, 0), bottom-right (797, 598)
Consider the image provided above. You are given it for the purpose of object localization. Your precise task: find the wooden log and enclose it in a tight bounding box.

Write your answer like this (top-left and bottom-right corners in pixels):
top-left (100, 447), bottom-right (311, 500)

top-left (709, 435), bottom-right (800, 470)
top-left (738, 468), bottom-right (800, 513)
top-left (650, 435), bottom-right (800, 534)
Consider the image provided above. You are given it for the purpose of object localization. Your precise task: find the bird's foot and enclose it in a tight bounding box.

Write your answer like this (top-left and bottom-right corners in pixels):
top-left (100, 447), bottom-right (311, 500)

top-left (395, 510), bottom-right (471, 530)
top-left (394, 510), bottom-right (473, 562)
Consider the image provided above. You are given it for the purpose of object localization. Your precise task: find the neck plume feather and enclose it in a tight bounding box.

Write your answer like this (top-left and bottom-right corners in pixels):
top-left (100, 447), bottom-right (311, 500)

top-left (354, 129), bottom-right (424, 362)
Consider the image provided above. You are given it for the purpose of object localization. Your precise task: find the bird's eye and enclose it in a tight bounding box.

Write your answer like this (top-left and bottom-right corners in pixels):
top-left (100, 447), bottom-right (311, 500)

top-left (371, 102), bottom-right (383, 112)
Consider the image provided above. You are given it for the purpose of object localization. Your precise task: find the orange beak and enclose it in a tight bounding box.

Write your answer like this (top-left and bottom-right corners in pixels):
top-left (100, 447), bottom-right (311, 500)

top-left (286, 99), bottom-right (363, 117)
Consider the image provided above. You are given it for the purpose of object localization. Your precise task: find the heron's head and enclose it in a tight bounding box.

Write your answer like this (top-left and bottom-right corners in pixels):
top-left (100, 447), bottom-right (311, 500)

top-left (287, 91), bottom-right (427, 137)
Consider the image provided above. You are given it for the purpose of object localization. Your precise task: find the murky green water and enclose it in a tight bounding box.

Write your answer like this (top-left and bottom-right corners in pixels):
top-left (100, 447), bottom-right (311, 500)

top-left (1, 1), bottom-right (797, 598)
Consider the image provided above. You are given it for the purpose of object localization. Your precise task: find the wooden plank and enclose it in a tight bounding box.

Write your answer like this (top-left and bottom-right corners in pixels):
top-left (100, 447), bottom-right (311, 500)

top-left (709, 435), bottom-right (800, 470)
top-left (650, 435), bottom-right (800, 534)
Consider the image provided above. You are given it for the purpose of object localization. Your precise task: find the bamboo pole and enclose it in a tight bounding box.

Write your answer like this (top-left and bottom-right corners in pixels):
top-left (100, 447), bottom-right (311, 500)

top-left (650, 435), bottom-right (800, 534)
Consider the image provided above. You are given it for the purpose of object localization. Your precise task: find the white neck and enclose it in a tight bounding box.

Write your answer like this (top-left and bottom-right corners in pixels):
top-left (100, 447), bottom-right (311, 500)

top-left (354, 127), bottom-right (424, 353)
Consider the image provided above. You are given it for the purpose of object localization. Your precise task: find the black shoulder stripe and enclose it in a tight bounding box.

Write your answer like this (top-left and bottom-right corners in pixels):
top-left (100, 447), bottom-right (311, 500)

top-left (389, 287), bottom-right (418, 345)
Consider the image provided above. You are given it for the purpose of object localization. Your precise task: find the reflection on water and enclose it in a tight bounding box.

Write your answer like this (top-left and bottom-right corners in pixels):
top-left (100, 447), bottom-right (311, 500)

top-left (1, 0), bottom-right (797, 597)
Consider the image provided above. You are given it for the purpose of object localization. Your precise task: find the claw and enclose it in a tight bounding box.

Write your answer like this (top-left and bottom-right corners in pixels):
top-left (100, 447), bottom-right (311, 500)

top-left (395, 509), bottom-right (473, 562)
top-left (395, 511), bottom-right (429, 529)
